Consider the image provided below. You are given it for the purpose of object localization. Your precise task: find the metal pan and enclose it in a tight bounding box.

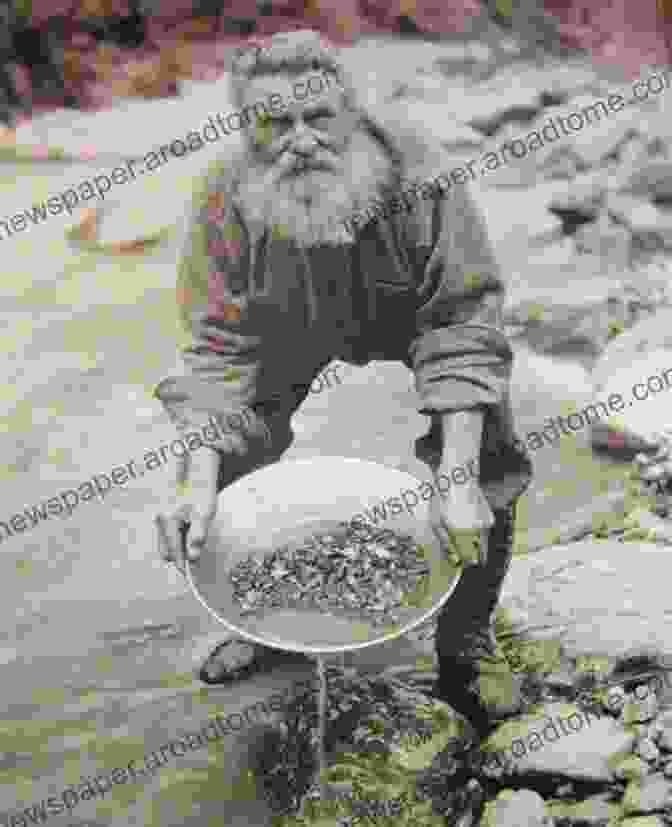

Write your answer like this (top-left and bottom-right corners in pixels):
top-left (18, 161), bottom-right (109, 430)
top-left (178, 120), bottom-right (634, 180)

top-left (180, 456), bottom-right (462, 655)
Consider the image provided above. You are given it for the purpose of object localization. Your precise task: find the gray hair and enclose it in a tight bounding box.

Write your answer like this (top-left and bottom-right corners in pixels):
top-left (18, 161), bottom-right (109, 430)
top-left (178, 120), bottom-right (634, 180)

top-left (228, 29), bottom-right (357, 113)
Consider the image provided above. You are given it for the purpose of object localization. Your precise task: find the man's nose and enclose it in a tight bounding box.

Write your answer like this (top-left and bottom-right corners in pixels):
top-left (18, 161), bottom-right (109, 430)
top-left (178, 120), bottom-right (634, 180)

top-left (290, 121), bottom-right (318, 155)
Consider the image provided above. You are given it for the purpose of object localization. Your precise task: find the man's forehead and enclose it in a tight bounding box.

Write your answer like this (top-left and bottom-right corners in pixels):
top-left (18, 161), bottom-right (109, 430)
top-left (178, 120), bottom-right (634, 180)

top-left (242, 71), bottom-right (343, 112)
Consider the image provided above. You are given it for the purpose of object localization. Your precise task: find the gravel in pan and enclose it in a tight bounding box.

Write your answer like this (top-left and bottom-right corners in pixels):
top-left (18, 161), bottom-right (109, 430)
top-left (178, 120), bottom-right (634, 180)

top-left (228, 523), bottom-right (431, 628)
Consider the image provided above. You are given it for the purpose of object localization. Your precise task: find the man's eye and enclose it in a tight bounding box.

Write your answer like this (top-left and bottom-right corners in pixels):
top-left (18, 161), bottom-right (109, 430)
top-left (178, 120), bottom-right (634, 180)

top-left (306, 114), bottom-right (332, 130)
top-left (271, 116), bottom-right (293, 132)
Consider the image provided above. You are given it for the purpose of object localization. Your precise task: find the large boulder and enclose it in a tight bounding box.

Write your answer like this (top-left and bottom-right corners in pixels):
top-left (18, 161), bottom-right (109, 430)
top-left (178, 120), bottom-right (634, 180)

top-left (480, 789), bottom-right (550, 827)
top-left (481, 701), bottom-right (636, 782)
top-left (500, 539), bottom-right (672, 663)
top-left (590, 307), bottom-right (672, 454)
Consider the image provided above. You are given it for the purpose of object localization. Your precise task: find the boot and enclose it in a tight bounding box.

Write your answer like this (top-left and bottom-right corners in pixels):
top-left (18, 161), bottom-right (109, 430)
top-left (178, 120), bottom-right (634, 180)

top-left (198, 639), bottom-right (309, 684)
top-left (434, 503), bottom-right (524, 737)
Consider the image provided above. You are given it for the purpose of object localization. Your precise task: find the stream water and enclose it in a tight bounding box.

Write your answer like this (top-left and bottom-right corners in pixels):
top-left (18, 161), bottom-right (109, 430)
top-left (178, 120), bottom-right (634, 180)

top-left (315, 655), bottom-right (329, 800)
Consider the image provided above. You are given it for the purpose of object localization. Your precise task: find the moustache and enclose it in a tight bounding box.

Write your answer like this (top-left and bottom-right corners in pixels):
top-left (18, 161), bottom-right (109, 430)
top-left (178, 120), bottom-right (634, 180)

top-left (277, 154), bottom-right (339, 178)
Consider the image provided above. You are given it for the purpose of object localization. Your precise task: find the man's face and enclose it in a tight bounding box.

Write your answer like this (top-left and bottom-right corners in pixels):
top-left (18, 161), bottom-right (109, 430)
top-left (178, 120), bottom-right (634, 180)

top-left (235, 68), bottom-right (392, 246)
top-left (241, 70), bottom-right (355, 197)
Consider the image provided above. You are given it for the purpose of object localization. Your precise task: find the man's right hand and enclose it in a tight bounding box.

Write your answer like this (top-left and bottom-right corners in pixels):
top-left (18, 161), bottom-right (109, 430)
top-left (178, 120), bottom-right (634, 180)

top-left (156, 447), bottom-right (221, 572)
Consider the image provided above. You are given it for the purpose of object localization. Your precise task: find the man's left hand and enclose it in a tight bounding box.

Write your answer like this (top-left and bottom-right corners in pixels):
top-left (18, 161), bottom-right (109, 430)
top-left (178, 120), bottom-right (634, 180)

top-left (429, 479), bottom-right (494, 567)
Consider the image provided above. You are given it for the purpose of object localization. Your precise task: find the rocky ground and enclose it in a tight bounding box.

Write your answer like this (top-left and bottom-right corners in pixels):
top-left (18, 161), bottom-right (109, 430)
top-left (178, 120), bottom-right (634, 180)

top-left (1, 24), bottom-right (672, 827)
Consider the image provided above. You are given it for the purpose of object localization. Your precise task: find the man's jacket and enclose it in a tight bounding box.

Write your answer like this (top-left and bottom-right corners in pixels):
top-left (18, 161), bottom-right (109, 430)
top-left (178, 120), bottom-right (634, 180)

top-left (154, 102), bottom-right (533, 510)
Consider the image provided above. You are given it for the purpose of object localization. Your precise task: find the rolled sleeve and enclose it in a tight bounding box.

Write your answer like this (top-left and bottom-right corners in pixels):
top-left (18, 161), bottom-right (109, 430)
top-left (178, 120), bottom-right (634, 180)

top-left (153, 312), bottom-right (270, 458)
top-left (408, 183), bottom-right (512, 414)
top-left (153, 159), bottom-right (271, 460)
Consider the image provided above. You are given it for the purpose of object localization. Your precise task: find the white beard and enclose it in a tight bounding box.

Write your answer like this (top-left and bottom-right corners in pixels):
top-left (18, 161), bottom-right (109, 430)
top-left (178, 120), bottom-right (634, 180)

top-left (235, 129), bottom-right (393, 247)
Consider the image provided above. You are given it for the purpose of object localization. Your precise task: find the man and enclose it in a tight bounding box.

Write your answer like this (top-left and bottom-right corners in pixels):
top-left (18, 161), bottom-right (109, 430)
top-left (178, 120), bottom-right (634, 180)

top-left (155, 30), bottom-right (533, 736)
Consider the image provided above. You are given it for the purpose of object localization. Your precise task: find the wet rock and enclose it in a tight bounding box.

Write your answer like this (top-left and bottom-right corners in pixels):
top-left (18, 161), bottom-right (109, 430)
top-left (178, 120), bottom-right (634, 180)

top-left (591, 306), bottom-right (672, 393)
top-left (625, 161), bottom-right (672, 203)
top-left (465, 73), bottom-right (543, 132)
top-left (658, 728), bottom-right (672, 753)
top-left (606, 194), bottom-right (672, 246)
top-left (573, 211), bottom-right (632, 268)
top-left (556, 92), bottom-right (642, 168)
top-left (622, 773), bottom-right (672, 815)
top-left (499, 540), bottom-right (672, 662)
top-left (546, 794), bottom-right (622, 825)
top-left (618, 135), bottom-right (652, 169)
top-left (618, 816), bottom-right (665, 827)
top-left (395, 97), bottom-right (485, 156)
top-left (553, 781), bottom-right (575, 797)
top-left (590, 348), bottom-right (672, 454)
top-left (479, 788), bottom-right (548, 827)
top-left (547, 168), bottom-right (609, 216)
top-left (471, 186), bottom-right (566, 257)
top-left (607, 193), bottom-right (672, 234)
top-left (531, 60), bottom-right (598, 100)
top-left (614, 755), bottom-right (651, 781)
top-left (603, 686), bottom-right (628, 716)
top-left (261, 665), bottom-right (466, 816)
top-left (621, 510), bottom-right (672, 547)
top-left (647, 721), bottom-right (664, 743)
top-left (657, 710), bottom-right (672, 730)
top-left (504, 275), bottom-right (622, 359)
top-left (544, 669), bottom-right (577, 697)
top-left (635, 736), bottom-right (661, 763)
top-left (481, 701), bottom-right (634, 782)
top-left (625, 696), bottom-right (660, 726)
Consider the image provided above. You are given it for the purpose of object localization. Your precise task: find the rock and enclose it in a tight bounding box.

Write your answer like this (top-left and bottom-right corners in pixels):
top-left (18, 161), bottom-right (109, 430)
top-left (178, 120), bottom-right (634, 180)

top-left (469, 186), bottom-right (566, 259)
top-left (622, 510), bottom-right (672, 547)
top-left (625, 161), bottom-right (672, 203)
top-left (573, 211), bottom-right (632, 268)
top-left (499, 540), bottom-right (672, 662)
top-left (614, 755), bottom-right (651, 781)
top-left (664, 760), bottom-right (672, 778)
top-left (547, 169), bottom-right (609, 216)
top-left (606, 194), bottom-right (672, 242)
top-left (544, 669), bottom-right (577, 696)
top-left (514, 236), bottom-right (578, 273)
top-left (479, 788), bottom-right (548, 827)
top-left (604, 686), bottom-right (628, 716)
top-left (635, 736), bottom-right (661, 763)
top-left (622, 773), bottom-right (672, 814)
top-left (557, 92), bottom-right (642, 168)
top-left (619, 135), bottom-right (652, 169)
top-left (504, 272), bottom-right (623, 359)
top-left (481, 701), bottom-right (635, 782)
top-left (592, 306), bottom-right (672, 392)
top-left (260, 665), bottom-right (467, 816)
top-left (395, 98), bottom-right (485, 156)
top-left (528, 212), bottom-right (566, 248)
top-left (531, 59), bottom-right (599, 100)
top-left (658, 730), bottom-right (672, 753)
top-left (626, 694), bottom-right (661, 725)
top-left (464, 67), bottom-right (543, 131)
top-left (648, 721), bottom-right (663, 743)
top-left (545, 794), bottom-right (622, 825)
top-left (590, 348), bottom-right (672, 454)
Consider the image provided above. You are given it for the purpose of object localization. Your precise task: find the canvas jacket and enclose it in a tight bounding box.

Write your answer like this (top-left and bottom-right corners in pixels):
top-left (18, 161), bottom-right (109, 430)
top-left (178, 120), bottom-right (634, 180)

top-left (154, 102), bottom-right (533, 510)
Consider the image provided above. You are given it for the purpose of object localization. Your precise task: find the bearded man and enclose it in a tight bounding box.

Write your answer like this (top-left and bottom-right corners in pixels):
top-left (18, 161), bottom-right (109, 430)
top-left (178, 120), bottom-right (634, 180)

top-left (155, 30), bottom-right (533, 735)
